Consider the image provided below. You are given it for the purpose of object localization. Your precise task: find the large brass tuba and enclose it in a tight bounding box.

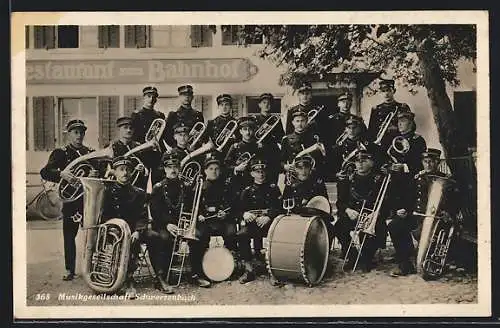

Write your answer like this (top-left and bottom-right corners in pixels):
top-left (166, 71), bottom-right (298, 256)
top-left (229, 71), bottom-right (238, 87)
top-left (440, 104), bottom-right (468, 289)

top-left (179, 140), bottom-right (215, 186)
top-left (80, 177), bottom-right (131, 294)
top-left (413, 174), bottom-right (456, 280)
top-left (342, 172), bottom-right (392, 272)
top-left (187, 122), bottom-right (207, 152)
top-left (255, 114), bottom-right (281, 144)
top-left (215, 120), bottom-right (238, 152)
top-left (58, 147), bottom-right (114, 203)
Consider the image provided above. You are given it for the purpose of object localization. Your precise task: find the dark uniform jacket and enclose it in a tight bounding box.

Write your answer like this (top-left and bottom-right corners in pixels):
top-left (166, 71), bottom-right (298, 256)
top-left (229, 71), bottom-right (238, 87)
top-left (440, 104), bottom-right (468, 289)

top-left (101, 182), bottom-right (148, 234)
top-left (164, 106), bottom-right (205, 148)
top-left (206, 114), bottom-right (237, 156)
top-left (383, 131), bottom-right (427, 176)
top-left (198, 178), bottom-right (233, 223)
top-left (320, 111), bottom-right (353, 148)
top-left (238, 182), bottom-right (283, 221)
top-left (131, 107), bottom-right (166, 144)
top-left (367, 100), bottom-right (411, 143)
top-left (40, 144), bottom-right (95, 216)
top-left (280, 130), bottom-right (325, 177)
top-left (106, 139), bottom-right (151, 188)
top-left (149, 178), bottom-right (187, 231)
top-left (330, 138), bottom-right (388, 176)
top-left (282, 176), bottom-right (328, 211)
top-left (253, 112), bottom-right (285, 148)
top-left (285, 103), bottom-right (320, 135)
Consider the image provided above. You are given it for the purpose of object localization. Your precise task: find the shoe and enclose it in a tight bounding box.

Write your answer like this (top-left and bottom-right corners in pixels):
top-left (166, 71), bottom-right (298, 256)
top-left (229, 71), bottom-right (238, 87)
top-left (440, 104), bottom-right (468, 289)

top-left (126, 287), bottom-right (137, 300)
top-left (157, 277), bottom-right (175, 294)
top-left (62, 271), bottom-right (75, 281)
top-left (192, 274), bottom-right (211, 288)
top-left (390, 268), bottom-right (408, 277)
top-left (359, 263), bottom-right (372, 273)
top-left (270, 276), bottom-right (284, 287)
top-left (239, 271), bottom-right (256, 284)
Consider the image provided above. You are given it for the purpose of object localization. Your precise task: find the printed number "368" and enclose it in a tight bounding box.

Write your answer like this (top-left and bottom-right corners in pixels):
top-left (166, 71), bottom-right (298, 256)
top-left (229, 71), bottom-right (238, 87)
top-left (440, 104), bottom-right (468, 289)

top-left (35, 293), bottom-right (50, 301)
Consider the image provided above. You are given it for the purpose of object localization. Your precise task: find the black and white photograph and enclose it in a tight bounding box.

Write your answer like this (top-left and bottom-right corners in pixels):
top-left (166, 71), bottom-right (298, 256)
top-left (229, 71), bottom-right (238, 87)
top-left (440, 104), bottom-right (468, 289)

top-left (12, 11), bottom-right (490, 319)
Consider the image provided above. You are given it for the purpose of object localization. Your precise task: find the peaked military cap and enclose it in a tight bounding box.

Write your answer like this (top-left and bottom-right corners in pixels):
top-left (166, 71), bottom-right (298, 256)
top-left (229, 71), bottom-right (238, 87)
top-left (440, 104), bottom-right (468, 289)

top-left (345, 115), bottom-right (364, 126)
top-left (112, 156), bottom-right (132, 169)
top-left (204, 154), bottom-right (221, 168)
top-left (116, 116), bottom-right (132, 127)
top-left (294, 155), bottom-right (314, 167)
top-left (338, 92), bottom-right (353, 101)
top-left (297, 81), bottom-right (312, 92)
top-left (250, 158), bottom-right (267, 171)
top-left (422, 148), bottom-right (442, 160)
top-left (178, 85), bottom-right (194, 95)
top-left (397, 111), bottom-right (415, 120)
top-left (143, 86), bottom-right (159, 96)
top-left (355, 149), bottom-right (374, 161)
top-left (291, 106), bottom-right (308, 118)
top-left (379, 79), bottom-right (395, 90)
top-left (162, 151), bottom-right (181, 166)
top-left (216, 94), bottom-right (233, 105)
top-left (238, 116), bottom-right (257, 128)
top-left (173, 122), bottom-right (190, 134)
top-left (259, 93), bottom-right (274, 102)
top-left (65, 119), bottom-right (87, 132)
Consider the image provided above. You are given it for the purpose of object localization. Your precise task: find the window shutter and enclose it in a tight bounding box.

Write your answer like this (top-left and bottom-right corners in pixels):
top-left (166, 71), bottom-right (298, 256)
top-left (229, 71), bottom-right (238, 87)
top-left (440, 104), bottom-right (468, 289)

top-left (124, 96), bottom-right (142, 116)
top-left (125, 26), bottom-right (137, 48)
top-left (191, 25), bottom-right (202, 47)
top-left (202, 26), bottom-right (212, 47)
top-left (231, 96), bottom-right (243, 119)
top-left (136, 25), bottom-right (147, 48)
top-left (25, 26), bottom-right (29, 48)
top-left (34, 26), bottom-right (55, 49)
top-left (221, 25), bottom-right (233, 45)
top-left (98, 26), bottom-right (108, 48)
top-left (109, 25), bottom-right (120, 47)
top-left (98, 96), bottom-right (119, 148)
top-left (33, 97), bottom-right (55, 151)
top-left (26, 97), bottom-right (29, 150)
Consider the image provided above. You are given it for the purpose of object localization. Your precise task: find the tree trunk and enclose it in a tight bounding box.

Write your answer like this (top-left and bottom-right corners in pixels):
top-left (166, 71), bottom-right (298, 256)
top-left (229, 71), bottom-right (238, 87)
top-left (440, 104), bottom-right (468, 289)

top-left (417, 37), bottom-right (477, 239)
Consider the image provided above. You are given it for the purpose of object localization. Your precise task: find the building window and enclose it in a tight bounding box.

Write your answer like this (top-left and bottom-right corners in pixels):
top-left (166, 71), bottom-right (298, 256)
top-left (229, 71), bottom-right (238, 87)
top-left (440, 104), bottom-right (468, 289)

top-left (33, 26), bottom-right (79, 49)
top-left (33, 96), bottom-right (55, 151)
top-left (246, 96), bottom-right (282, 115)
top-left (124, 96), bottom-right (143, 117)
top-left (98, 25), bottom-right (120, 48)
top-left (190, 25), bottom-right (213, 48)
top-left (125, 25), bottom-right (152, 48)
top-left (98, 96), bottom-right (120, 147)
top-left (193, 96), bottom-right (212, 118)
top-left (58, 98), bottom-right (99, 150)
top-left (222, 25), bottom-right (263, 45)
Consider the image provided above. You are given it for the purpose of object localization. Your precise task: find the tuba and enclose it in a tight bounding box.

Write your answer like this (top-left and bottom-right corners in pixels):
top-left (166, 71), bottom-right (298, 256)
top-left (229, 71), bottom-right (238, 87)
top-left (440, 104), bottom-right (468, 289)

top-left (180, 140), bottom-right (215, 186)
top-left (255, 114), bottom-right (281, 144)
top-left (307, 105), bottom-right (325, 125)
top-left (387, 135), bottom-right (410, 163)
top-left (187, 122), bottom-right (207, 152)
top-left (342, 172), bottom-right (392, 272)
top-left (80, 177), bottom-right (131, 294)
top-left (215, 120), bottom-right (238, 152)
top-left (58, 147), bottom-right (114, 203)
top-left (413, 174), bottom-right (456, 280)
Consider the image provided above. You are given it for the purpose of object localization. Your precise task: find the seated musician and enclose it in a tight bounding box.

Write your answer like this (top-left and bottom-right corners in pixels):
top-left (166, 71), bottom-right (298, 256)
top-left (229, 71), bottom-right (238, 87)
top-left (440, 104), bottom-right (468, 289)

top-left (334, 149), bottom-right (389, 273)
top-left (149, 151), bottom-right (212, 290)
top-left (105, 116), bottom-right (148, 189)
top-left (196, 154), bottom-right (238, 254)
top-left (281, 106), bottom-right (326, 182)
top-left (330, 115), bottom-right (387, 180)
top-left (237, 158), bottom-right (283, 284)
top-left (206, 94), bottom-right (237, 158)
top-left (224, 116), bottom-right (274, 205)
top-left (100, 156), bottom-right (149, 299)
top-left (282, 155), bottom-right (334, 244)
top-left (388, 148), bottom-right (458, 277)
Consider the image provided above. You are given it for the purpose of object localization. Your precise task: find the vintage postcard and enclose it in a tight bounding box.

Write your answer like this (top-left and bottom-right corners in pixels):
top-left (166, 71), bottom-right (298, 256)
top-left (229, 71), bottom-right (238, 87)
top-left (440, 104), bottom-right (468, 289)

top-left (12, 11), bottom-right (490, 319)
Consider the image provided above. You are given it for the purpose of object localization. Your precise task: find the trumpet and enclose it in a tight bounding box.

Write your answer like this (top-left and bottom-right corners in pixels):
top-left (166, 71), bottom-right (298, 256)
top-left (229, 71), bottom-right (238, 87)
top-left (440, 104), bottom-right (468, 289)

top-left (215, 120), bottom-right (238, 152)
top-left (187, 122), bottom-right (207, 152)
top-left (374, 108), bottom-right (398, 145)
top-left (255, 114), bottom-right (281, 144)
top-left (307, 105), bottom-right (325, 125)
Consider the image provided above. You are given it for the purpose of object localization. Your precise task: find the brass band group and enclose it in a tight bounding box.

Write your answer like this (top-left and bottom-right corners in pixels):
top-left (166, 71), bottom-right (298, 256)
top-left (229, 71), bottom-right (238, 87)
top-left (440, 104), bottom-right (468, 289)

top-left (40, 79), bottom-right (460, 299)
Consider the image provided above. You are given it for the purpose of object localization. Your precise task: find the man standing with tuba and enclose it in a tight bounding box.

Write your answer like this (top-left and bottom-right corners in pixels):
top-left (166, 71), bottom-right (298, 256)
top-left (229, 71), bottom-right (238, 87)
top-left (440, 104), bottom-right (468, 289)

top-left (388, 148), bottom-right (458, 277)
top-left (40, 119), bottom-right (95, 281)
top-left (164, 85), bottom-right (205, 149)
top-left (367, 79), bottom-right (412, 144)
top-left (206, 94), bottom-right (238, 158)
top-left (335, 149), bottom-right (389, 272)
top-left (130, 86), bottom-right (167, 185)
top-left (100, 156), bottom-right (149, 299)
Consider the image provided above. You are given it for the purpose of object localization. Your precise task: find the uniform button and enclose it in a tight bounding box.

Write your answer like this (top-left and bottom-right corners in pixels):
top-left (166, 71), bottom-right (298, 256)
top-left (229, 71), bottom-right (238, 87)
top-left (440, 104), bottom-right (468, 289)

top-left (417, 198), bottom-right (420, 201)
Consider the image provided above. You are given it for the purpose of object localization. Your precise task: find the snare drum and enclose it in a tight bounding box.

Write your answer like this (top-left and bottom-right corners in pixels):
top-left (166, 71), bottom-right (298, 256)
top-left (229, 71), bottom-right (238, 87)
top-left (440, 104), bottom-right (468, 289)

top-left (202, 247), bottom-right (238, 282)
top-left (266, 214), bottom-right (330, 286)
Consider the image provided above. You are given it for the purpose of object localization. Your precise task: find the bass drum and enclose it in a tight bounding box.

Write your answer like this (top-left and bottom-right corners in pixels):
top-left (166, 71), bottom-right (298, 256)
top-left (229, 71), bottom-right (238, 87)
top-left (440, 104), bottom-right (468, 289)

top-left (266, 214), bottom-right (330, 286)
top-left (202, 247), bottom-right (239, 282)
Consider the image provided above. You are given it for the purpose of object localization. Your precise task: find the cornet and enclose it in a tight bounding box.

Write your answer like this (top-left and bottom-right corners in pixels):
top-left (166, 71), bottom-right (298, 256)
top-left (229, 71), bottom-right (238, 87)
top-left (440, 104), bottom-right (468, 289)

top-left (255, 114), bottom-right (281, 144)
top-left (187, 122), bottom-right (207, 152)
top-left (215, 120), bottom-right (238, 152)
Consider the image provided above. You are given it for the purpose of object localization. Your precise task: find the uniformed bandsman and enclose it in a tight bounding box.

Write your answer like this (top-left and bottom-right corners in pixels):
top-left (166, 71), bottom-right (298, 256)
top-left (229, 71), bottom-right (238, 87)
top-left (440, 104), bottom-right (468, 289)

top-left (383, 111), bottom-right (427, 176)
top-left (388, 148), bottom-right (458, 277)
top-left (281, 106), bottom-right (326, 181)
top-left (367, 79), bottom-right (412, 143)
top-left (148, 152), bottom-right (211, 291)
top-left (253, 92), bottom-right (284, 184)
top-left (40, 119), bottom-right (95, 281)
top-left (285, 82), bottom-right (321, 135)
top-left (101, 156), bottom-right (149, 299)
top-left (236, 158), bottom-right (283, 284)
top-left (206, 94), bottom-right (237, 157)
top-left (334, 150), bottom-right (389, 272)
top-left (320, 91), bottom-right (353, 149)
top-left (164, 85), bottom-right (205, 148)
top-left (130, 86), bottom-right (166, 184)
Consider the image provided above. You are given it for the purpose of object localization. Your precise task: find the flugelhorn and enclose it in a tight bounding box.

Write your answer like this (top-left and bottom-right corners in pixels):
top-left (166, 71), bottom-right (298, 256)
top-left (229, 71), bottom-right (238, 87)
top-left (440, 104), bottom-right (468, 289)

top-left (255, 114), bottom-right (281, 144)
top-left (215, 120), bottom-right (238, 152)
top-left (58, 147), bottom-right (114, 203)
top-left (187, 122), bottom-right (207, 152)
top-left (307, 105), bottom-right (325, 125)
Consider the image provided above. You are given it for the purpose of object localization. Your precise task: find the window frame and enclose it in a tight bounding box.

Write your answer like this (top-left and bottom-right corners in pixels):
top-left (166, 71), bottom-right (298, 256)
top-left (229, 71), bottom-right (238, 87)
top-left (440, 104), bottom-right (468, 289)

top-left (32, 25), bottom-right (80, 49)
top-left (124, 25), bottom-right (152, 48)
top-left (98, 25), bottom-right (120, 49)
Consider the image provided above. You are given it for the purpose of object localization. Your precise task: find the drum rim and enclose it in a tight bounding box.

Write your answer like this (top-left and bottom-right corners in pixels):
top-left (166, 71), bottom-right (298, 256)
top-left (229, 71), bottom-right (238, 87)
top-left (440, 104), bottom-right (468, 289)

top-left (301, 217), bottom-right (329, 285)
top-left (202, 247), bottom-right (235, 282)
top-left (265, 214), bottom-right (286, 282)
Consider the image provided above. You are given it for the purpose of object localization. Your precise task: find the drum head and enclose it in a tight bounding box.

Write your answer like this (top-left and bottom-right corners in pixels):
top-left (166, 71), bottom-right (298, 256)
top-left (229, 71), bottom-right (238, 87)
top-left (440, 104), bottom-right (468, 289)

top-left (202, 247), bottom-right (235, 282)
top-left (305, 196), bottom-right (331, 215)
top-left (302, 217), bottom-right (329, 285)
